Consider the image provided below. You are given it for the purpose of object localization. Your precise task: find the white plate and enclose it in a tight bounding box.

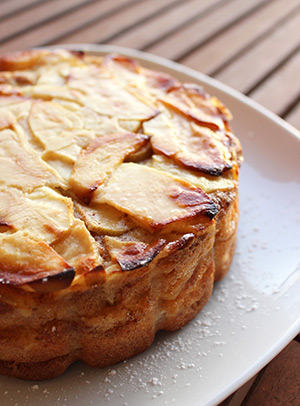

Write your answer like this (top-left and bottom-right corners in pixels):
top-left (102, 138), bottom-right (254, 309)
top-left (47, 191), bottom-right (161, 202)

top-left (1, 45), bottom-right (300, 406)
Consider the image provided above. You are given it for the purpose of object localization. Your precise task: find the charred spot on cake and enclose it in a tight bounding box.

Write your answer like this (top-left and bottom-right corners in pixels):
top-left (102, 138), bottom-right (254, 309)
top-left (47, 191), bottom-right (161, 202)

top-left (174, 156), bottom-right (233, 177)
top-left (0, 233), bottom-right (75, 289)
top-left (165, 233), bottom-right (195, 253)
top-left (159, 96), bottom-right (220, 132)
top-left (74, 264), bottom-right (106, 285)
top-left (28, 267), bottom-right (75, 293)
top-left (0, 221), bottom-right (13, 233)
top-left (102, 54), bottom-right (140, 73)
top-left (90, 264), bottom-right (105, 274)
top-left (70, 50), bottom-right (85, 59)
top-left (0, 264), bottom-right (75, 292)
top-left (168, 186), bottom-right (218, 220)
top-left (116, 239), bottom-right (167, 272)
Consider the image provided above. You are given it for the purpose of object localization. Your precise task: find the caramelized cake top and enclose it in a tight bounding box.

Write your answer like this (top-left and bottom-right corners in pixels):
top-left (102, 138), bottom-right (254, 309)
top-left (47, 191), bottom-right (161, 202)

top-left (0, 50), bottom-right (242, 292)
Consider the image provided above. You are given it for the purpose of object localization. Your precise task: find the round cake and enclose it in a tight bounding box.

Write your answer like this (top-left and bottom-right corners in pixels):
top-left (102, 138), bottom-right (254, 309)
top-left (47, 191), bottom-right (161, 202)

top-left (0, 49), bottom-right (242, 380)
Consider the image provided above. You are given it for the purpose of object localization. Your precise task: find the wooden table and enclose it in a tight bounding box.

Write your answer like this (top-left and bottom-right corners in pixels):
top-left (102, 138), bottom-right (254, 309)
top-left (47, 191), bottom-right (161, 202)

top-left (0, 0), bottom-right (299, 404)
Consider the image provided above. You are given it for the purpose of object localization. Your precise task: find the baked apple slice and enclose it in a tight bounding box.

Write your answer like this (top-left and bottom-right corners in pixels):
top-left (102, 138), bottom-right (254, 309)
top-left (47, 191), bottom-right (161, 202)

top-left (0, 127), bottom-right (63, 191)
top-left (29, 101), bottom-right (94, 162)
top-left (150, 154), bottom-right (236, 193)
top-left (102, 54), bottom-right (180, 103)
top-left (74, 202), bottom-right (133, 235)
top-left (104, 236), bottom-right (167, 271)
top-left (93, 163), bottom-right (217, 232)
top-left (70, 132), bottom-right (149, 204)
top-left (159, 84), bottom-right (228, 131)
top-left (0, 49), bottom-right (49, 71)
top-left (0, 232), bottom-right (74, 292)
top-left (0, 186), bottom-right (73, 244)
top-left (67, 63), bottom-right (158, 121)
top-left (144, 108), bottom-right (232, 176)
top-left (51, 219), bottom-right (102, 275)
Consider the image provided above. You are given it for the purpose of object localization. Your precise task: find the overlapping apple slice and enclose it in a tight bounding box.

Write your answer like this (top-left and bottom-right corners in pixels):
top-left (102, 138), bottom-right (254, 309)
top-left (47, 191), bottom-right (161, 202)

top-left (70, 132), bottom-right (149, 204)
top-left (93, 163), bottom-right (217, 232)
top-left (0, 231), bottom-right (75, 292)
top-left (150, 154), bottom-right (236, 194)
top-left (52, 219), bottom-right (102, 275)
top-left (0, 49), bottom-right (49, 71)
top-left (74, 202), bottom-right (134, 236)
top-left (101, 54), bottom-right (180, 103)
top-left (29, 100), bottom-right (125, 183)
top-left (160, 84), bottom-right (230, 131)
top-left (104, 236), bottom-right (167, 272)
top-left (29, 101), bottom-right (94, 163)
top-left (0, 186), bottom-right (74, 244)
top-left (143, 104), bottom-right (232, 177)
top-left (0, 127), bottom-right (63, 192)
top-left (67, 63), bottom-right (158, 121)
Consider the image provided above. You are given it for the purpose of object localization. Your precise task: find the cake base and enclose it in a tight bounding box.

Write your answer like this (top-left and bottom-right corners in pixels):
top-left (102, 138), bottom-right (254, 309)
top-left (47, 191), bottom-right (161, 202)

top-left (0, 197), bottom-right (238, 380)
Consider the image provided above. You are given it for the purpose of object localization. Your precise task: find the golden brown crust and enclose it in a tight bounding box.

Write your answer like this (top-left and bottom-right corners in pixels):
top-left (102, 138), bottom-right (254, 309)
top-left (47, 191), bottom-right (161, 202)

top-left (0, 49), bottom-right (242, 380)
top-left (0, 204), bottom-right (237, 380)
top-left (0, 227), bottom-right (216, 380)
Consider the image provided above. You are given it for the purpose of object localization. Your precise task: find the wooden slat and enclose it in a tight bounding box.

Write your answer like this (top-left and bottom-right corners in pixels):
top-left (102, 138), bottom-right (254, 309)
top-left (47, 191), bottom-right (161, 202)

top-left (107, 0), bottom-right (223, 49)
top-left (215, 8), bottom-right (300, 94)
top-left (249, 49), bottom-right (300, 116)
top-left (0, 0), bottom-right (136, 53)
top-left (55, 0), bottom-right (180, 45)
top-left (145, 0), bottom-right (270, 60)
top-left (218, 376), bottom-right (257, 406)
top-left (181, 0), bottom-right (300, 75)
top-left (0, 0), bottom-right (98, 43)
top-left (0, 0), bottom-right (47, 21)
top-left (241, 340), bottom-right (300, 405)
top-left (285, 103), bottom-right (300, 131)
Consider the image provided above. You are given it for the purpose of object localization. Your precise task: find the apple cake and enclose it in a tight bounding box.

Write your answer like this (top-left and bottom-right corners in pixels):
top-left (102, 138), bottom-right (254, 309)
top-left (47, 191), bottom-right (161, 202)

top-left (0, 49), bottom-right (242, 380)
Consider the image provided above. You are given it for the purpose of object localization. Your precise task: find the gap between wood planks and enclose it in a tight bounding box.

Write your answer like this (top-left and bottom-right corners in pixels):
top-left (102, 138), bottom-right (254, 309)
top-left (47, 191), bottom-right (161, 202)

top-left (218, 338), bottom-right (300, 406)
top-left (286, 102), bottom-right (300, 130)
top-left (53, 0), bottom-right (183, 46)
top-left (249, 47), bottom-right (300, 119)
top-left (145, 0), bottom-right (273, 61)
top-left (0, 0), bottom-right (105, 44)
top-left (180, 0), bottom-right (300, 75)
top-left (0, 0), bottom-right (177, 52)
top-left (0, 0), bottom-right (49, 22)
top-left (212, 8), bottom-right (300, 93)
top-left (106, 0), bottom-right (226, 50)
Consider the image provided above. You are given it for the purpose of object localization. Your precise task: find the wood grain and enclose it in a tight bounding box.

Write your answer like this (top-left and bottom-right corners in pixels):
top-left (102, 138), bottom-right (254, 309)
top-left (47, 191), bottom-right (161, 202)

top-left (146, 0), bottom-right (271, 60)
top-left (241, 340), bottom-right (300, 406)
top-left (0, 0), bottom-right (47, 20)
top-left (0, 0), bottom-right (135, 53)
top-left (285, 103), bottom-right (300, 131)
top-left (56, 0), bottom-right (180, 44)
top-left (107, 0), bottom-right (223, 49)
top-left (0, 0), bottom-right (96, 43)
top-left (181, 0), bottom-right (300, 75)
top-left (249, 49), bottom-right (300, 116)
top-left (215, 8), bottom-right (300, 94)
